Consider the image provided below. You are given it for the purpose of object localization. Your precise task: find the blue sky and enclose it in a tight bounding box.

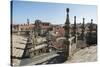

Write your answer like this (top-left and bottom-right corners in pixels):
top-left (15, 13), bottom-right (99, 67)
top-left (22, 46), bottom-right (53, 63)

top-left (12, 1), bottom-right (97, 24)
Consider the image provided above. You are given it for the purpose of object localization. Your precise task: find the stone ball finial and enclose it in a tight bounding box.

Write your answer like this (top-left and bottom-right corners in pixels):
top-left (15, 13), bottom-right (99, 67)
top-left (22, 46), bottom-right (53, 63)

top-left (83, 18), bottom-right (85, 20)
top-left (74, 16), bottom-right (76, 19)
top-left (91, 19), bottom-right (93, 22)
top-left (66, 8), bottom-right (69, 13)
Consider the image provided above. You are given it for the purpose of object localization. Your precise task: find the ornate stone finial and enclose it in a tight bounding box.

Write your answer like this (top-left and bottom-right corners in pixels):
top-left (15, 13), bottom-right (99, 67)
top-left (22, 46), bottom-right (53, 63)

top-left (74, 16), bottom-right (76, 21)
top-left (74, 16), bottom-right (76, 30)
top-left (65, 8), bottom-right (70, 25)
top-left (74, 16), bottom-right (77, 43)
top-left (74, 16), bottom-right (76, 19)
top-left (83, 18), bottom-right (85, 27)
top-left (91, 19), bottom-right (93, 23)
top-left (74, 16), bottom-right (76, 29)
top-left (66, 8), bottom-right (69, 13)
top-left (83, 18), bottom-right (85, 25)
top-left (81, 18), bottom-right (85, 40)
top-left (83, 18), bottom-right (85, 20)
top-left (64, 8), bottom-right (70, 38)
top-left (27, 19), bottom-right (29, 25)
top-left (90, 19), bottom-right (93, 31)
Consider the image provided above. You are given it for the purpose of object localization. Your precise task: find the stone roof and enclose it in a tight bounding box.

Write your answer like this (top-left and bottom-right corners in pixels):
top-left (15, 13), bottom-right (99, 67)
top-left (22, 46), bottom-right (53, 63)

top-left (12, 35), bottom-right (27, 65)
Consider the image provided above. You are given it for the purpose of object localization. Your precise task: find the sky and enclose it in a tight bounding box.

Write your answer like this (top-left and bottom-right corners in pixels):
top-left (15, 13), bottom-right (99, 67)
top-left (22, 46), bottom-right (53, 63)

top-left (12, 1), bottom-right (97, 24)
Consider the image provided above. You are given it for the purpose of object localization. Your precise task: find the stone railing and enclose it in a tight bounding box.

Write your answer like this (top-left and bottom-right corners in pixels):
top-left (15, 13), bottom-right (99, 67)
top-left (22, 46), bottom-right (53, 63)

top-left (68, 36), bottom-right (77, 57)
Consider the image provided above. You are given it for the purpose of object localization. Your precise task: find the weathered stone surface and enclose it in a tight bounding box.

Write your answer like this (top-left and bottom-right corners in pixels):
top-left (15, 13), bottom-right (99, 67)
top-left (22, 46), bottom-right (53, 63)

top-left (65, 46), bottom-right (97, 63)
top-left (12, 34), bottom-right (27, 65)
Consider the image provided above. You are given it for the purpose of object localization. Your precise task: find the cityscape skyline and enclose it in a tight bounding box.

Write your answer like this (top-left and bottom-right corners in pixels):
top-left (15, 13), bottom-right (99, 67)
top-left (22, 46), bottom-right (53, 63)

top-left (12, 1), bottom-right (97, 24)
